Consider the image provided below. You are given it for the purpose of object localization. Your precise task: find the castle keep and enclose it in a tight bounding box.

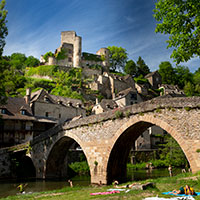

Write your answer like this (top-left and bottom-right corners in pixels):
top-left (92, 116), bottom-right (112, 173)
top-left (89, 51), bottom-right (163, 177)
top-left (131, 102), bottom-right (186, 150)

top-left (40, 31), bottom-right (109, 71)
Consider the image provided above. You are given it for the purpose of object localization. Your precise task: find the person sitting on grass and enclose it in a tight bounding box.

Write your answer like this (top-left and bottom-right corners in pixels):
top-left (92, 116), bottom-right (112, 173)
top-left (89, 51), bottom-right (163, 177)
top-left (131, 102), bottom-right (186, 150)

top-left (113, 180), bottom-right (137, 189)
top-left (170, 185), bottom-right (197, 196)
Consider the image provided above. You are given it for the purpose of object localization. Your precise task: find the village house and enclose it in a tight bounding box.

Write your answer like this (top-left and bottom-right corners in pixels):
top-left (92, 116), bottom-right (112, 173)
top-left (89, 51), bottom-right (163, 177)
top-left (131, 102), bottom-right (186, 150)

top-left (159, 84), bottom-right (185, 96)
top-left (92, 99), bottom-right (118, 114)
top-left (0, 97), bottom-right (36, 147)
top-left (145, 71), bottom-right (162, 89)
top-left (0, 89), bottom-right (86, 147)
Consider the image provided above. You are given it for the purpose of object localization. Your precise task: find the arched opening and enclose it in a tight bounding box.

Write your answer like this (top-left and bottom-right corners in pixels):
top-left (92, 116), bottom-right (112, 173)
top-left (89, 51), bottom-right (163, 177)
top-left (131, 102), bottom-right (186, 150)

top-left (46, 136), bottom-right (89, 180)
top-left (11, 151), bottom-right (36, 180)
top-left (107, 121), bottom-right (189, 184)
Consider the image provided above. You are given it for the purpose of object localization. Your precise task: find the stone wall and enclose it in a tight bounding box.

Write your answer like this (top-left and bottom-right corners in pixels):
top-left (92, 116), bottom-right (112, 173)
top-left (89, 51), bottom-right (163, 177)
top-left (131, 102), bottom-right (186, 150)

top-left (82, 67), bottom-right (102, 79)
top-left (0, 149), bottom-right (11, 178)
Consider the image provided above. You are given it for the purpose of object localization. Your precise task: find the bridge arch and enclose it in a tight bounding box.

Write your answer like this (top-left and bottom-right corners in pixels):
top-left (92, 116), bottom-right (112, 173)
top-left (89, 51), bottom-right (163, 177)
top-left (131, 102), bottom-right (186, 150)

top-left (106, 115), bottom-right (195, 184)
top-left (45, 132), bottom-right (90, 179)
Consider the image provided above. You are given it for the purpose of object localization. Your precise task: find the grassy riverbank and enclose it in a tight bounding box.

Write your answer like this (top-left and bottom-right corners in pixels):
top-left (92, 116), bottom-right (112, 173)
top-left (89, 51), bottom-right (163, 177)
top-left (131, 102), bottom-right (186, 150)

top-left (2, 172), bottom-right (200, 200)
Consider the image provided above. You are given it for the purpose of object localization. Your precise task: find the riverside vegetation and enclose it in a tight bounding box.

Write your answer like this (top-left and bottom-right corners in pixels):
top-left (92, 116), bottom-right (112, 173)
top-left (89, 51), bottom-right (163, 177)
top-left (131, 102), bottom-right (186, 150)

top-left (2, 172), bottom-right (200, 200)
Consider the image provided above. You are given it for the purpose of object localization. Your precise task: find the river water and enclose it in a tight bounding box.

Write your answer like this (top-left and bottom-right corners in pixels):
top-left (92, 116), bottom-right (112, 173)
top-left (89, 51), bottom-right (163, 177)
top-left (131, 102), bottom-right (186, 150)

top-left (0, 168), bottom-right (182, 198)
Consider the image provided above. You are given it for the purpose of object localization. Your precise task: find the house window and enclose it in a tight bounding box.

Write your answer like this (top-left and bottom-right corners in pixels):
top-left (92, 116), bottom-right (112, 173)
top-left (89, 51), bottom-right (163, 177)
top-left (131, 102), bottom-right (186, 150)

top-left (68, 57), bottom-right (72, 62)
top-left (45, 112), bottom-right (49, 117)
top-left (1, 109), bottom-right (6, 114)
top-left (130, 93), bottom-right (137, 100)
top-left (59, 114), bottom-right (61, 118)
top-left (44, 96), bottom-right (50, 103)
top-left (68, 49), bottom-right (72, 54)
top-left (21, 110), bottom-right (26, 115)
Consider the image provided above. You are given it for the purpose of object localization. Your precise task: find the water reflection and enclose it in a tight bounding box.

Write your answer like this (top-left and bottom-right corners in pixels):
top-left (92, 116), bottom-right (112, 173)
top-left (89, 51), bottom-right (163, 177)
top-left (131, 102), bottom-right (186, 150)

top-left (127, 167), bottom-right (182, 181)
top-left (0, 168), bottom-right (182, 198)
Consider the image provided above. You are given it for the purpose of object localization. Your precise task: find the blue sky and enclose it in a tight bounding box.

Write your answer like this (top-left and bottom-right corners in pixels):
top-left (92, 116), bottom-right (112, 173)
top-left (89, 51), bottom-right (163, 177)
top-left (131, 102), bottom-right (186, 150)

top-left (3, 0), bottom-right (200, 72)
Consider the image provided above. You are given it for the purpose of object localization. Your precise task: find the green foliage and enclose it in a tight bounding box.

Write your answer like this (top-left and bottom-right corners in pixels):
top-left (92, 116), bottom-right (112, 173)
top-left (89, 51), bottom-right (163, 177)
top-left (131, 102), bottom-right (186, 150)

top-left (115, 110), bottom-right (123, 119)
top-left (88, 64), bottom-right (102, 70)
top-left (68, 161), bottom-right (89, 175)
top-left (158, 134), bottom-right (188, 167)
top-left (124, 60), bottom-right (137, 76)
top-left (26, 65), bottom-right (59, 77)
top-left (136, 56), bottom-right (150, 77)
top-left (134, 75), bottom-right (149, 84)
top-left (43, 51), bottom-right (54, 62)
top-left (82, 52), bottom-right (102, 62)
top-left (154, 0), bottom-right (200, 63)
top-left (3, 68), bottom-right (26, 96)
top-left (110, 71), bottom-right (125, 76)
top-left (184, 81), bottom-right (195, 96)
top-left (184, 107), bottom-right (191, 111)
top-left (10, 53), bottom-right (27, 70)
top-left (25, 56), bottom-right (40, 67)
top-left (125, 110), bottom-right (131, 118)
top-left (174, 65), bottom-right (193, 89)
top-left (55, 48), bottom-right (67, 60)
top-left (0, 0), bottom-right (8, 56)
top-left (107, 46), bottom-right (128, 71)
top-left (158, 61), bottom-right (176, 85)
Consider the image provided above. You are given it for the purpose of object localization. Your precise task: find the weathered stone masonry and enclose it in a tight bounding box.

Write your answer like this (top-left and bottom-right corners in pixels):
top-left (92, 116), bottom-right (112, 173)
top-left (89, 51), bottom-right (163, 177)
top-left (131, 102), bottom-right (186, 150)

top-left (31, 97), bottom-right (200, 184)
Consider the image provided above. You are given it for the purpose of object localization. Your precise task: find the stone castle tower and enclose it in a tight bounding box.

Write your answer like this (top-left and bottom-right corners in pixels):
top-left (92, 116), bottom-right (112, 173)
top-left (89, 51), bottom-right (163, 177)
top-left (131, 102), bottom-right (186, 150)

top-left (61, 31), bottom-right (82, 68)
top-left (40, 31), bottom-right (109, 70)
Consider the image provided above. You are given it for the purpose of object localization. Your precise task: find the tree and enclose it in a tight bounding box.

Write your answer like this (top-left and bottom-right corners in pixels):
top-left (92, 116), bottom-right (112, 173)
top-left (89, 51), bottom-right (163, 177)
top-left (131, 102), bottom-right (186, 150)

top-left (159, 134), bottom-right (187, 167)
top-left (10, 53), bottom-right (27, 70)
top-left (174, 65), bottom-right (193, 89)
top-left (124, 60), bottom-right (137, 76)
top-left (0, 0), bottom-right (8, 57)
top-left (184, 81), bottom-right (195, 96)
top-left (158, 61), bottom-right (176, 84)
top-left (25, 56), bottom-right (40, 67)
top-left (0, 0), bottom-right (8, 103)
top-left (107, 46), bottom-right (128, 72)
top-left (136, 56), bottom-right (150, 77)
top-left (154, 0), bottom-right (200, 63)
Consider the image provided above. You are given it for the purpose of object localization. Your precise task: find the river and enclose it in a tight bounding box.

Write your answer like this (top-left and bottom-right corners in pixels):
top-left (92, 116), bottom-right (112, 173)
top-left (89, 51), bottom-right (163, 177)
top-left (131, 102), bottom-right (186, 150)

top-left (0, 168), bottom-right (182, 198)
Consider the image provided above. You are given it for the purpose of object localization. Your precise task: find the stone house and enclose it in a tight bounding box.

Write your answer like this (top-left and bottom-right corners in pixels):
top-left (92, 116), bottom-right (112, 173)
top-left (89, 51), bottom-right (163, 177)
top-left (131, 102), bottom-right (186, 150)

top-left (0, 89), bottom-right (86, 147)
top-left (0, 97), bottom-right (36, 147)
top-left (145, 71), bottom-right (162, 89)
top-left (135, 83), bottom-right (149, 95)
top-left (29, 89), bottom-right (86, 124)
top-left (89, 72), bottom-right (136, 100)
top-left (135, 126), bottom-right (165, 150)
top-left (114, 87), bottom-right (143, 107)
top-left (92, 99), bottom-right (118, 114)
top-left (159, 84), bottom-right (185, 96)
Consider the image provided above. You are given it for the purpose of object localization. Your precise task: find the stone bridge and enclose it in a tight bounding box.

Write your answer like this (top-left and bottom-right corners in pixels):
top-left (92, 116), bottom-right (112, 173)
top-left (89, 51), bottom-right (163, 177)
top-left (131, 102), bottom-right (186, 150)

top-left (31, 97), bottom-right (200, 184)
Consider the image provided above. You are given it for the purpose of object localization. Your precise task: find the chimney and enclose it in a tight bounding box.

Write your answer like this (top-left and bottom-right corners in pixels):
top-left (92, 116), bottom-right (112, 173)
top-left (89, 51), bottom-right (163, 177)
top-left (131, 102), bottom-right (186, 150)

top-left (96, 98), bottom-right (99, 105)
top-left (25, 88), bottom-right (31, 105)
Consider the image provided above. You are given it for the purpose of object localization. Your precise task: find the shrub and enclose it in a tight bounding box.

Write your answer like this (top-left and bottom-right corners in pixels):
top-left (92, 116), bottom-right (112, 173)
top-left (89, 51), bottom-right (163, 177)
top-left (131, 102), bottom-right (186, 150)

top-left (115, 110), bottom-right (123, 119)
top-left (26, 65), bottom-right (59, 77)
top-left (69, 161), bottom-right (90, 175)
top-left (43, 51), bottom-right (54, 62)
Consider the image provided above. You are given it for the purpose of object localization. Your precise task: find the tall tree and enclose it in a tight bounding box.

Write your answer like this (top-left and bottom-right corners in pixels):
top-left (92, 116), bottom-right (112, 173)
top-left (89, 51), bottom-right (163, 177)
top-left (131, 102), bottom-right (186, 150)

top-left (174, 65), bottom-right (193, 89)
top-left (0, 0), bottom-right (7, 57)
top-left (107, 46), bottom-right (128, 72)
top-left (0, 0), bottom-right (8, 103)
top-left (154, 0), bottom-right (200, 63)
top-left (158, 61), bottom-right (176, 85)
top-left (124, 60), bottom-right (137, 76)
top-left (136, 56), bottom-right (150, 77)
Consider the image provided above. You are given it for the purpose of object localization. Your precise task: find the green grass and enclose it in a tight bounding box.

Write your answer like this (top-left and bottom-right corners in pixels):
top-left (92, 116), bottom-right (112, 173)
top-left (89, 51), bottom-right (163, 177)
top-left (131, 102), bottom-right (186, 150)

top-left (2, 173), bottom-right (200, 200)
